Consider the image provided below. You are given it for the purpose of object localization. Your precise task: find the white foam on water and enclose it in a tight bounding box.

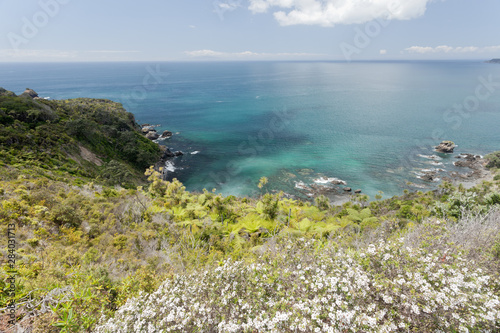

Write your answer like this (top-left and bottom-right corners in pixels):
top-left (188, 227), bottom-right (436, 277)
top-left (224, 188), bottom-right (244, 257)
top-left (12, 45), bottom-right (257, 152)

top-left (420, 168), bottom-right (445, 173)
top-left (165, 161), bottom-right (176, 173)
top-left (294, 181), bottom-right (309, 190)
top-left (313, 176), bottom-right (347, 185)
top-left (191, 151), bottom-right (200, 155)
top-left (418, 154), bottom-right (442, 160)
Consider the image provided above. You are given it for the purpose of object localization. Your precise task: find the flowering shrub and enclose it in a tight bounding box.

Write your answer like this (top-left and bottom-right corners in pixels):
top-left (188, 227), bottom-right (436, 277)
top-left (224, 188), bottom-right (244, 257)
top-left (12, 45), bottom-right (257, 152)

top-left (95, 233), bottom-right (500, 332)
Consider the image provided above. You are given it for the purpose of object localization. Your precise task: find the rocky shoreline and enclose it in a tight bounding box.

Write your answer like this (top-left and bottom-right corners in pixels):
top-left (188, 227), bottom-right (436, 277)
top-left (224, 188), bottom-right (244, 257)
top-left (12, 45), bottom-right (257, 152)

top-left (140, 124), bottom-right (184, 178)
top-left (446, 153), bottom-right (495, 189)
top-left (141, 130), bottom-right (496, 204)
top-left (433, 140), bottom-right (495, 189)
top-left (288, 140), bottom-right (497, 206)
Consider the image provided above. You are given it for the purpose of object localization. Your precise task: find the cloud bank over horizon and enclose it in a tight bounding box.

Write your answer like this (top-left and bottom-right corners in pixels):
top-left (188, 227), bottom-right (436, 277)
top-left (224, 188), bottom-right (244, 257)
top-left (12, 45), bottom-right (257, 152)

top-left (405, 45), bottom-right (500, 54)
top-left (184, 49), bottom-right (326, 59)
top-left (248, 0), bottom-right (432, 26)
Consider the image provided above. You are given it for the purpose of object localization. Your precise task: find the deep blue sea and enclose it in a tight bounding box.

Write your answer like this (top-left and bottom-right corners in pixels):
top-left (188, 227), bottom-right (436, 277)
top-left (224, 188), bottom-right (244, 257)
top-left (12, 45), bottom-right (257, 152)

top-left (1, 61), bottom-right (500, 201)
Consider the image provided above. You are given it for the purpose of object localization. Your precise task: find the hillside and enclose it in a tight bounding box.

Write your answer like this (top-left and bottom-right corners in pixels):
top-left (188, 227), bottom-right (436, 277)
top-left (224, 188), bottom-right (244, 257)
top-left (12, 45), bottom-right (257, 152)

top-left (0, 89), bottom-right (499, 332)
top-left (0, 88), bottom-right (162, 187)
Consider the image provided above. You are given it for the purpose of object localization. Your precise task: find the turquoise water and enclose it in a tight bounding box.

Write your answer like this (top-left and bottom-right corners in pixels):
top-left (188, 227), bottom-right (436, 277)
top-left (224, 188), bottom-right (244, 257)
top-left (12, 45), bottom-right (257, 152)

top-left (1, 61), bottom-right (500, 200)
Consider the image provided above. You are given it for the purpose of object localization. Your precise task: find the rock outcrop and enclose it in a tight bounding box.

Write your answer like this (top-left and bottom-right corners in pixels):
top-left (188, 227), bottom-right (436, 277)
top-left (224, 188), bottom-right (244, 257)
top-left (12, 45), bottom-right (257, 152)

top-left (0, 87), bottom-right (16, 97)
top-left (161, 130), bottom-right (173, 138)
top-left (435, 141), bottom-right (456, 153)
top-left (20, 88), bottom-right (38, 99)
top-left (145, 131), bottom-right (160, 140)
top-left (420, 170), bottom-right (438, 182)
top-left (453, 154), bottom-right (484, 170)
top-left (161, 148), bottom-right (183, 159)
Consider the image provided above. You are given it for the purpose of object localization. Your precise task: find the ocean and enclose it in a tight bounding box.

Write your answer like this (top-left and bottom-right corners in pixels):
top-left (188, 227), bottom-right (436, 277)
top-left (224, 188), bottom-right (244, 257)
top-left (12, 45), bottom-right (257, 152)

top-left (1, 61), bottom-right (500, 200)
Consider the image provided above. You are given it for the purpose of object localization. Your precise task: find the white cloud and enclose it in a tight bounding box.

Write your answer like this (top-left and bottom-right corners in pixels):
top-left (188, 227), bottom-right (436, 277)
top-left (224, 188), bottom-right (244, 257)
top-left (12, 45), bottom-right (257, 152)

top-left (184, 49), bottom-right (325, 59)
top-left (184, 49), bottom-right (226, 57)
top-left (380, 49), bottom-right (387, 55)
top-left (483, 45), bottom-right (500, 53)
top-left (0, 49), bottom-right (77, 60)
top-left (86, 50), bottom-right (140, 54)
top-left (248, 0), bottom-right (431, 27)
top-left (0, 49), bottom-right (144, 62)
top-left (404, 45), bottom-right (500, 54)
top-left (189, 25), bottom-right (196, 29)
top-left (216, 0), bottom-right (242, 11)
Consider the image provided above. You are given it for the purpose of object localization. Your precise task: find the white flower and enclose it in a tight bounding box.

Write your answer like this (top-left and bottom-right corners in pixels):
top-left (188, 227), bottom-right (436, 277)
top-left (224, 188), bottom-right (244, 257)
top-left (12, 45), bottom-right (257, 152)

top-left (382, 295), bottom-right (393, 304)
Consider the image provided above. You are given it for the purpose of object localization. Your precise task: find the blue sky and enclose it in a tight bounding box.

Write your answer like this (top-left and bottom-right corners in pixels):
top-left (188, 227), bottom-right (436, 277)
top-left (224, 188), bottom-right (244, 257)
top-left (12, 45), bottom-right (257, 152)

top-left (0, 0), bottom-right (499, 62)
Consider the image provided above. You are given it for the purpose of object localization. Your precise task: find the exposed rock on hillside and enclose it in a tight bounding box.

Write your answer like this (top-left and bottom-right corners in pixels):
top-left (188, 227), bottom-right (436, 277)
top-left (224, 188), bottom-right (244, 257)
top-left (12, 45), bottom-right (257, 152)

top-left (20, 88), bottom-right (39, 99)
top-left (0, 87), bottom-right (16, 97)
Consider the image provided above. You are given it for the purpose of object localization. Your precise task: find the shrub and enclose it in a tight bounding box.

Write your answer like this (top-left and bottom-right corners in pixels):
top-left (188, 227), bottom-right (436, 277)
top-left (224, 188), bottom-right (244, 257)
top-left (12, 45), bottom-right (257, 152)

top-left (113, 235), bottom-right (128, 250)
top-left (95, 236), bottom-right (500, 333)
top-left (314, 195), bottom-right (330, 211)
top-left (50, 204), bottom-right (82, 228)
top-left (485, 151), bottom-right (500, 169)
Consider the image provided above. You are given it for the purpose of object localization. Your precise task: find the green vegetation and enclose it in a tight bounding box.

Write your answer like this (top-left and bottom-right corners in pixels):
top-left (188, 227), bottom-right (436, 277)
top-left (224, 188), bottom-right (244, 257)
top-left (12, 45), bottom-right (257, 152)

top-left (0, 89), bottom-right (162, 187)
top-left (0, 88), bottom-right (499, 332)
top-left (486, 150), bottom-right (500, 169)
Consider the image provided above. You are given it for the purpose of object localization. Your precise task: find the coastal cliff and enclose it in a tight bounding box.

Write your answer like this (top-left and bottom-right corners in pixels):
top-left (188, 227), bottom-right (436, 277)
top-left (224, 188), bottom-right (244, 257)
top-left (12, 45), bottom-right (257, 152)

top-left (0, 87), bottom-right (162, 186)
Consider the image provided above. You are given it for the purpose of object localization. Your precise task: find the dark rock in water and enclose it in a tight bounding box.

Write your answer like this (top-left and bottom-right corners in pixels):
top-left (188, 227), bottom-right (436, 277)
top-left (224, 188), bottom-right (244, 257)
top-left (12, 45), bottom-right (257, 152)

top-left (435, 141), bottom-right (456, 153)
top-left (354, 189), bottom-right (362, 194)
top-left (453, 154), bottom-right (483, 170)
top-left (420, 171), bottom-right (438, 182)
top-left (0, 87), bottom-right (16, 97)
top-left (20, 88), bottom-right (38, 99)
top-left (145, 131), bottom-right (160, 140)
top-left (162, 148), bottom-right (175, 158)
top-left (161, 130), bottom-right (173, 138)
top-left (343, 187), bottom-right (352, 192)
top-left (455, 160), bottom-right (474, 168)
top-left (174, 151), bottom-right (183, 156)
top-left (142, 126), bottom-right (155, 134)
top-left (297, 168), bottom-right (314, 175)
top-left (463, 154), bottom-right (477, 161)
